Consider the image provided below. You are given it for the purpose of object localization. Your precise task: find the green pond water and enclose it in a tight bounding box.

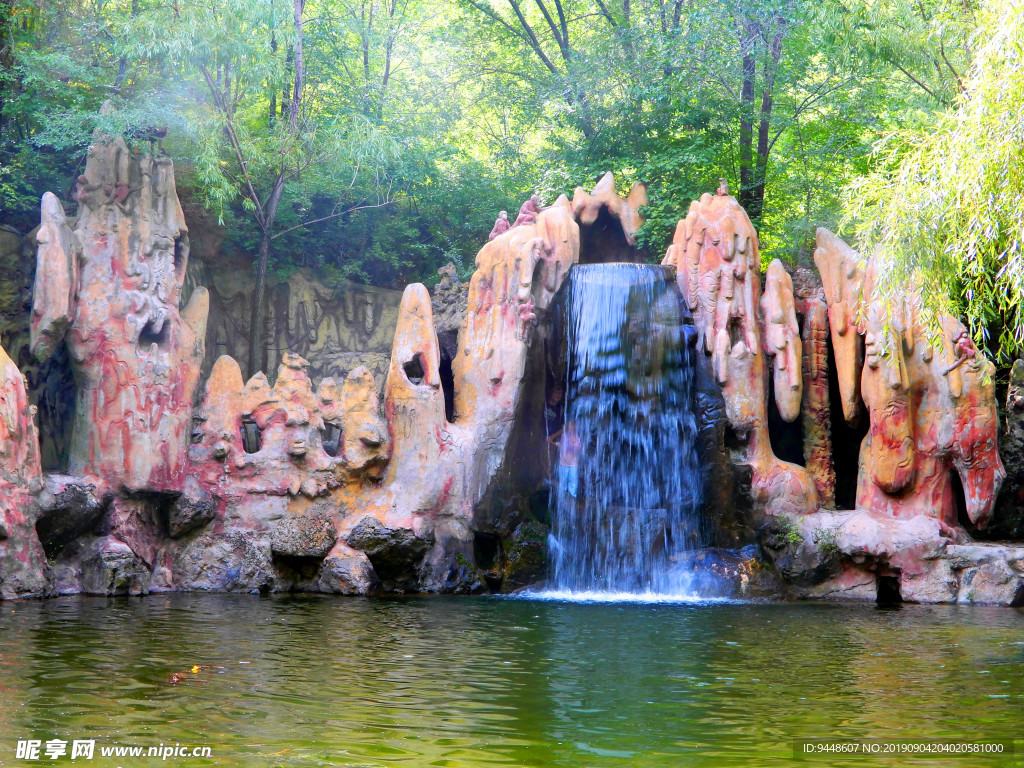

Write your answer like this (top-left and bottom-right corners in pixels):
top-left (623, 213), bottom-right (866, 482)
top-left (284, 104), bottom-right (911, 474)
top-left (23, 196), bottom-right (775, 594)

top-left (0, 594), bottom-right (1022, 767)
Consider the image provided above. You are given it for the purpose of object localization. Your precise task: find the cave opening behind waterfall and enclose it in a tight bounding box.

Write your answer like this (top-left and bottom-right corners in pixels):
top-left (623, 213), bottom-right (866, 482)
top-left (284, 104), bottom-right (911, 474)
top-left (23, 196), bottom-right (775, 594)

top-left (547, 263), bottom-right (706, 594)
top-left (578, 207), bottom-right (645, 265)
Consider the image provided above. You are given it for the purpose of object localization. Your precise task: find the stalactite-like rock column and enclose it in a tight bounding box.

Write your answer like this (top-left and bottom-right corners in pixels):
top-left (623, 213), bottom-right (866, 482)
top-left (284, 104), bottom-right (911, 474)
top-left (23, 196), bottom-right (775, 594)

top-left (813, 228), bottom-right (864, 424)
top-left (761, 259), bottom-right (802, 423)
top-left (663, 188), bottom-right (818, 518)
top-left (32, 128), bottom-right (208, 494)
top-left (814, 228), bottom-right (1005, 530)
top-left (792, 269), bottom-right (836, 509)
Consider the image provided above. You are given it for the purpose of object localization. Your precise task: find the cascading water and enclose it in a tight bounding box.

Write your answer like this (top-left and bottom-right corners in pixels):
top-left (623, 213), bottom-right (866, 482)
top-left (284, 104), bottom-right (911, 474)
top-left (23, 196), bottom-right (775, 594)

top-left (549, 263), bottom-right (705, 596)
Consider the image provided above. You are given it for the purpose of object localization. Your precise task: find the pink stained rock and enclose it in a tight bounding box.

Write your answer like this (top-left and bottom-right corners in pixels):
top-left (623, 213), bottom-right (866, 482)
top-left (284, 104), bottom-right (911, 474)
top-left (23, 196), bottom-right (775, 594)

top-left (0, 334), bottom-right (49, 598)
top-left (31, 133), bottom-right (208, 494)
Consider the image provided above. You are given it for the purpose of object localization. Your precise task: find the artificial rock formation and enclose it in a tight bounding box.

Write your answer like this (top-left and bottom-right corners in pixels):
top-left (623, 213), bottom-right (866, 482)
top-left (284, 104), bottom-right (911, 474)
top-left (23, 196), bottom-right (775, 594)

top-left (763, 509), bottom-right (1024, 605)
top-left (335, 195), bottom-right (580, 590)
top-left (815, 228), bottom-right (1005, 531)
top-left (792, 268), bottom-right (835, 509)
top-left (761, 259), bottom-right (802, 423)
top-left (758, 229), bottom-right (1009, 603)
top-left (572, 172), bottom-right (648, 246)
top-left (148, 352), bottom-right (386, 594)
top-left (64, 187), bottom-right (578, 596)
top-left (32, 131), bottom-right (209, 493)
top-left (663, 188), bottom-right (818, 519)
top-left (194, 261), bottom-right (401, 390)
top-left (572, 173), bottom-right (648, 263)
top-left (0, 151), bottom-right (1017, 604)
top-left (0, 334), bottom-right (48, 598)
top-left (813, 228), bottom-right (864, 423)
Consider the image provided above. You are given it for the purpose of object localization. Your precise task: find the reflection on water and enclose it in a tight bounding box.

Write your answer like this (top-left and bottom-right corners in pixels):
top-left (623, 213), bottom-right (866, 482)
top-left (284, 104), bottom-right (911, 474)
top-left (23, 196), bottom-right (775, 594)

top-left (0, 595), bottom-right (1022, 766)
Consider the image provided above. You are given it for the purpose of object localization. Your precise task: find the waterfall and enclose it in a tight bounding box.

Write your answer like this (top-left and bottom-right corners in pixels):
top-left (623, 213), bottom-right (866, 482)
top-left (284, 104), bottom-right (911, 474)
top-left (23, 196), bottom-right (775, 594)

top-left (549, 263), bottom-right (705, 595)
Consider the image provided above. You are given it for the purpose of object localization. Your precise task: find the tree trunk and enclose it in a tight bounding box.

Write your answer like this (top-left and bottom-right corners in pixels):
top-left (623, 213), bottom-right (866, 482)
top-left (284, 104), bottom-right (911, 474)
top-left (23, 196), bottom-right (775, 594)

top-left (247, 0), bottom-right (303, 377)
top-left (749, 29), bottom-right (785, 223)
top-left (291, 0), bottom-right (304, 127)
top-left (738, 43), bottom-right (756, 214)
top-left (247, 230), bottom-right (272, 378)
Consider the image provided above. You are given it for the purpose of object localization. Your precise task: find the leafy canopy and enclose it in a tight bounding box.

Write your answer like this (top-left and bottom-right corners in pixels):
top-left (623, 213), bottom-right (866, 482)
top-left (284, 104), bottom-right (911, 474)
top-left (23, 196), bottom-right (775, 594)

top-left (843, 0), bottom-right (1024, 358)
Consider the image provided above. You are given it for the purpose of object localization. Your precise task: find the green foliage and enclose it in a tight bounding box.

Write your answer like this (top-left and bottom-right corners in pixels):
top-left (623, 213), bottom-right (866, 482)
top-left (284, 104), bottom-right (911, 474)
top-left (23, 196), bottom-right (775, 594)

top-left (842, 0), bottom-right (1024, 359)
top-left (0, 0), bottom-right (995, 319)
top-left (812, 525), bottom-right (840, 557)
top-left (776, 514), bottom-right (805, 546)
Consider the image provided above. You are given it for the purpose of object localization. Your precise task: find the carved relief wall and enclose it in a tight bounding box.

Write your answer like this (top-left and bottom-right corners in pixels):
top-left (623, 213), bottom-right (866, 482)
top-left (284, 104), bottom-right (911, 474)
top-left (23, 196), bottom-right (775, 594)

top-left (188, 259), bottom-right (403, 389)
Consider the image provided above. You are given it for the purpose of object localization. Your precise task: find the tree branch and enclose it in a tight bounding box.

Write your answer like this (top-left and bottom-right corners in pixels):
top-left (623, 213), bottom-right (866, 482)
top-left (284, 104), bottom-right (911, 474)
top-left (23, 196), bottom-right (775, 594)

top-left (198, 64), bottom-right (266, 229)
top-left (890, 59), bottom-right (944, 104)
top-left (460, 0), bottom-right (532, 44)
top-left (594, 0), bottom-right (617, 27)
top-left (271, 197), bottom-right (396, 240)
top-left (534, 0), bottom-right (569, 60)
top-left (506, 0), bottom-right (559, 73)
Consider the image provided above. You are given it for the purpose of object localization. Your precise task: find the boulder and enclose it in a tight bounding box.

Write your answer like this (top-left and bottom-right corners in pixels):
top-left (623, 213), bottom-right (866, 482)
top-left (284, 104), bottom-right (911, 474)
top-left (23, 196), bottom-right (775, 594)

top-left (502, 520), bottom-right (549, 589)
top-left (347, 516), bottom-right (433, 591)
top-left (315, 543), bottom-right (378, 594)
top-left (168, 477), bottom-right (216, 538)
top-left (270, 509), bottom-right (336, 559)
top-left (35, 475), bottom-right (105, 556)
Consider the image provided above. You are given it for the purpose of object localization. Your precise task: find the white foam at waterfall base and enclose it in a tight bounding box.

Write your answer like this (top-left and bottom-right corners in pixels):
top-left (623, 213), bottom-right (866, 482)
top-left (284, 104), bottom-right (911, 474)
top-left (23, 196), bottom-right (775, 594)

top-left (507, 589), bottom-right (740, 605)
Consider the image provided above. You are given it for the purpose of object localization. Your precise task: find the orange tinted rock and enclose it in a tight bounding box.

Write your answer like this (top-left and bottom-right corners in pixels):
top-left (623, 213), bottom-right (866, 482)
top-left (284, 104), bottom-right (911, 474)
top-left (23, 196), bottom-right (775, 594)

top-left (815, 230), bottom-right (1004, 530)
top-left (664, 190), bottom-right (818, 518)
top-left (793, 270), bottom-right (836, 508)
top-left (859, 298), bottom-right (916, 496)
top-left (813, 228), bottom-right (864, 424)
top-left (571, 172), bottom-right (648, 245)
top-left (325, 367), bottom-right (388, 479)
top-left (533, 196), bottom-right (580, 309)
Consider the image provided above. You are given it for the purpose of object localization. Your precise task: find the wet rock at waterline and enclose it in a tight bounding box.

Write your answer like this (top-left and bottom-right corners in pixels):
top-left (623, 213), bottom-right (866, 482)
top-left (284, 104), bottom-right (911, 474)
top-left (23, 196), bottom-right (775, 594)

top-left (760, 509), bottom-right (1024, 606)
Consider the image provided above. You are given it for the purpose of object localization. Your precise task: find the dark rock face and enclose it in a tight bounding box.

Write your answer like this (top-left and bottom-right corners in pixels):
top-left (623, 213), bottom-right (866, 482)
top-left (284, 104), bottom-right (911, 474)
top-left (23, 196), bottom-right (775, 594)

top-left (167, 531), bottom-right (275, 593)
top-left (34, 474), bottom-right (105, 557)
top-left (694, 355), bottom-right (758, 547)
top-left (347, 517), bottom-right (434, 591)
top-left (988, 359), bottom-right (1024, 539)
top-left (759, 516), bottom-right (841, 587)
top-left (430, 262), bottom-right (468, 340)
top-left (420, 544), bottom-right (483, 594)
top-left (503, 521), bottom-right (549, 589)
top-left (168, 477), bottom-right (216, 538)
top-left (54, 536), bottom-right (151, 596)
